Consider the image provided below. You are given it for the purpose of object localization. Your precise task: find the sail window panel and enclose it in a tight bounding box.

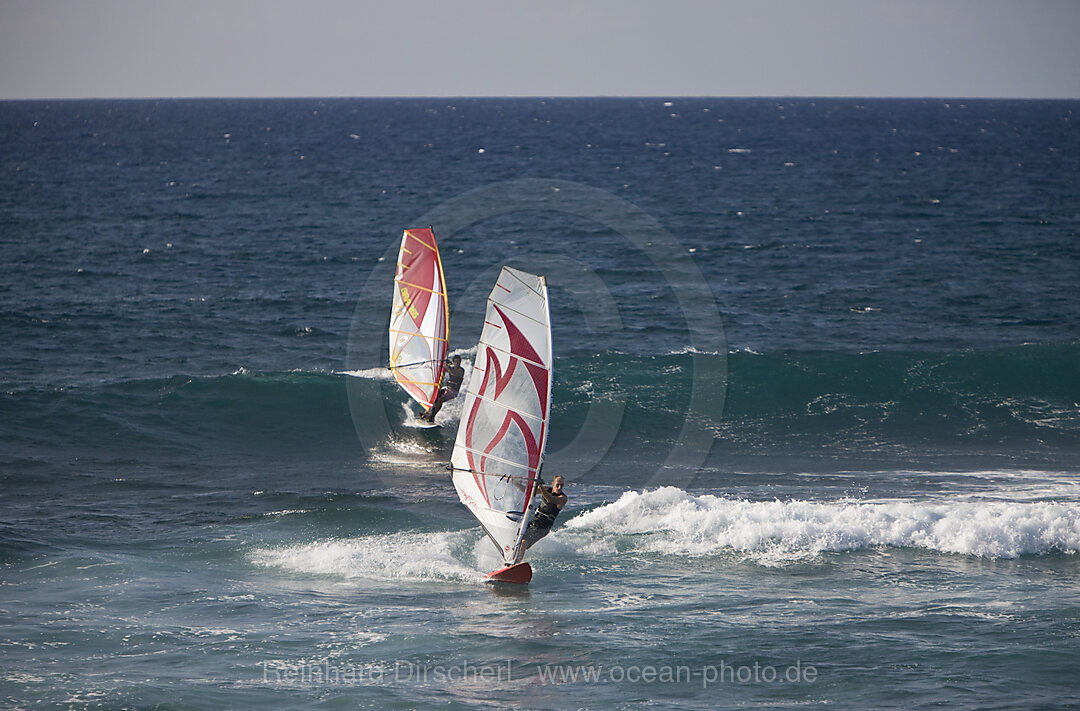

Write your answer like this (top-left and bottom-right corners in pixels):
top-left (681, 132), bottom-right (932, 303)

top-left (461, 399), bottom-right (544, 467)
top-left (393, 334), bottom-right (434, 370)
top-left (475, 457), bottom-right (532, 513)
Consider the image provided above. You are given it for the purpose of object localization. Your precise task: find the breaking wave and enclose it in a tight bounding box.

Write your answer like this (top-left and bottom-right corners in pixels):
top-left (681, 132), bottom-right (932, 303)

top-left (562, 487), bottom-right (1080, 563)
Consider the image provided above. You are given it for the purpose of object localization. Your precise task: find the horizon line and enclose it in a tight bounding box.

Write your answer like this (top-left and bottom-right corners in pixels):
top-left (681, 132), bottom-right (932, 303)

top-left (3, 94), bottom-right (1079, 103)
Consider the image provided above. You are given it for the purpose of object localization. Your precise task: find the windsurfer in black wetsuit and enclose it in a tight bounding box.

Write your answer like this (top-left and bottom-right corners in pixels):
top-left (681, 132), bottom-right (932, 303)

top-left (521, 475), bottom-right (567, 550)
top-left (420, 355), bottom-right (464, 422)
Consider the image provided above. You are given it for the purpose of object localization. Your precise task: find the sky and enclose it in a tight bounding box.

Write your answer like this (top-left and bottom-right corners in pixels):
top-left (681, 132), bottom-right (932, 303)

top-left (1, 0), bottom-right (1078, 100)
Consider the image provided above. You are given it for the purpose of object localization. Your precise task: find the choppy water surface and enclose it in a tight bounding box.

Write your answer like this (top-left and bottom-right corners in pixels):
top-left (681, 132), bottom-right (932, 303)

top-left (2, 98), bottom-right (1078, 709)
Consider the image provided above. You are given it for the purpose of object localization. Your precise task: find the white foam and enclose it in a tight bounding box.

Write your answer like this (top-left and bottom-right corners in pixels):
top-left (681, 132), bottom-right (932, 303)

top-left (262, 509), bottom-right (309, 517)
top-left (341, 355), bottom-right (474, 426)
top-left (368, 438), bottom-right (440, 462)
top-left (399, 402), bottom-right (435, 429)
top-left (448, 345), bottom-right (477, 358)
top-left (562, 487), bottom-right (1080, 564)
top-left (339, 367), bottom-right (394, 380)
top-left (666, 345), bottom-right (726, 356)
top-left (251, 531), bottom-right (484, 583)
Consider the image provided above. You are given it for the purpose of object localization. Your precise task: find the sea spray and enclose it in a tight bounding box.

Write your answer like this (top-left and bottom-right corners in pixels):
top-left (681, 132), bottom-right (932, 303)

top-left (563, 487), bottom-right (1080, 562)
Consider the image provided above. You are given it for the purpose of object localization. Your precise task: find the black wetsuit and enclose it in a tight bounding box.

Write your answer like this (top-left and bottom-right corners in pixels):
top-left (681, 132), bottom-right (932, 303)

top-left (522, 486), bottom-right (565, 549)
top-left (422, 362), bottom-right (465, 420)
top-left (532, 497), bottom-right (561, 530)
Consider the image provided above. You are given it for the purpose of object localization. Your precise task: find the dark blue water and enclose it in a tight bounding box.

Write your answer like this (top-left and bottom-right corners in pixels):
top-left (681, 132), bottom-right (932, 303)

top-left (2, 98), bottom-right (1079, 709)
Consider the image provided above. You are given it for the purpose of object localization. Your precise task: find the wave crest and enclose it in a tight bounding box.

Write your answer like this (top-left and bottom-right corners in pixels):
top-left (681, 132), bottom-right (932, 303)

top-left (563, 487), bottom-right (1080, 563)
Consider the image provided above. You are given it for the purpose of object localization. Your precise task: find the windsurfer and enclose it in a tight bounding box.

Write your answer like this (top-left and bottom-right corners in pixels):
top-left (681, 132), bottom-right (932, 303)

top-left (420, 355), bottom-right (464, 422)
top-left (521, 475), bottom-right (567, 550)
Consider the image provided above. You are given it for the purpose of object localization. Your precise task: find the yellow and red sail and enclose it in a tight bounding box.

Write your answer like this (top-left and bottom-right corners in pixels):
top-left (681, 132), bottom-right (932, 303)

top-left (388, 228), bottom-right (449, 409)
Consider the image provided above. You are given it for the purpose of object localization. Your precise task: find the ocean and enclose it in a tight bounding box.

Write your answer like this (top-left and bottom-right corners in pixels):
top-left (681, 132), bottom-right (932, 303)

top-left (1, 97), bottom-right (1078, 709)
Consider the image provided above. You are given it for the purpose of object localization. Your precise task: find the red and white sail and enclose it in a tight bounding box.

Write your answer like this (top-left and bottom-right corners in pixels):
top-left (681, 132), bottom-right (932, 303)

top-left (389, 228), bottom-right (449, 409)
top-left (451, 267), bottom-right (553, 566)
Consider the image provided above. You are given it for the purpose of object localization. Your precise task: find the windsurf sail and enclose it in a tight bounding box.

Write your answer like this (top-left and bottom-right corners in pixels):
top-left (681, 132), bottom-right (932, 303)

top-left (451, 267), bottom-right (553, 568)
top-left (388, 228), bottom-right (449, 409)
